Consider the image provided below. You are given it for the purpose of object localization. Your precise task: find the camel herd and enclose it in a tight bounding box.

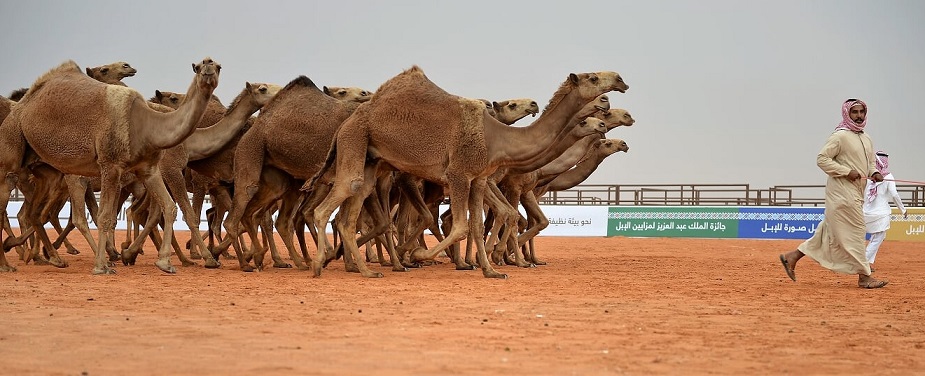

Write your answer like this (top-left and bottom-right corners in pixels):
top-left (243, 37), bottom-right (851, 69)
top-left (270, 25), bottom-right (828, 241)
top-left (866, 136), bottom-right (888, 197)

top-left (0, 57), bottom-right (633, 278)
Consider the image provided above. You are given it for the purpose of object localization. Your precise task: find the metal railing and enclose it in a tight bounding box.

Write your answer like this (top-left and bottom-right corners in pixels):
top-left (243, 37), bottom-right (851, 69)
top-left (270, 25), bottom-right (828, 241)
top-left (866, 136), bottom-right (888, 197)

top-left (539, 183), bottom-right (925, 207)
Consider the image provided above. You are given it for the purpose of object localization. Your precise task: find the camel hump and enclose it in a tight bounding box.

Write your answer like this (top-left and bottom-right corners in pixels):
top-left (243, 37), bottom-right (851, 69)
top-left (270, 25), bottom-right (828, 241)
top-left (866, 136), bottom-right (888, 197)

top-left (282, 75), bottom-right (318, 91)
top-left (19, 60), bottom-right (83, 104)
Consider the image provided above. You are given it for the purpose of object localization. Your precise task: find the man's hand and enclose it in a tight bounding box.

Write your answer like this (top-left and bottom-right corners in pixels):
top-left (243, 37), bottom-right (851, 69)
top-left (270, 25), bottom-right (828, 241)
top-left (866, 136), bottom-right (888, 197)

top-left (847, 170), bottom-right (862, 180)
top-left (872, 172), bottom-right (884, 182)
top-left (903, 210), bottom-right (908, 219)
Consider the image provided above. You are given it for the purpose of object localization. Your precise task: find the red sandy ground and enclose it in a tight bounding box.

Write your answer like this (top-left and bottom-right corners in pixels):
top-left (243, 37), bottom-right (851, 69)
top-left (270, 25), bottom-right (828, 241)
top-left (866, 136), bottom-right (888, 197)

top-left (0, 232), bottom-right (923, 375)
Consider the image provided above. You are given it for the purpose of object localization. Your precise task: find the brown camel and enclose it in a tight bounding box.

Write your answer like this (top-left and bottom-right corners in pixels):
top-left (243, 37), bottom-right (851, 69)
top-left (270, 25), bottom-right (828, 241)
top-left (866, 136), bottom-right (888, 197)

top-left (0, 57), bottom-right (221, 274)
top-left (308, 66), bottom-right (628, 278)
top-left (212, 76), bottom-right (371, 272)
top-left (85, 61), bottom-right (137, 86)
top-left (120, 82), bottom-right (281, 268)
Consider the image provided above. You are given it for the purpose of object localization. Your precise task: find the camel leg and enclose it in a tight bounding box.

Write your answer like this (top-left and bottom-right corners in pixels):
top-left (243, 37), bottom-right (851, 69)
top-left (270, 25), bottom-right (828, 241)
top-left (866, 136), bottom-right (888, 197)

top-left (91, 168), bottom-right (124, 275)
top-left (486, 183), bottom-right (530, 268)
top-left (207, 186), bottom-right (233, 259)
top-left (335, 192), bottom-right (382, 278)
top-left (516, 191), bottom-right (548, 265)
top-left (467, 178), bottom-right (506, 279)
top-left (62, 175), bottom-right (102, 261)
top-left (162, 168), bottom-right (218, 268)
top-left (359, 192), bottom-right (407, 272)
top-left (274, 191), bottom-right (308, 270)
top-left (186, 182), bottom-right (207, 259)
top-left (410, 174), bottom-right (471, 262)
top-left (140, 169), bottom-right (178, 274)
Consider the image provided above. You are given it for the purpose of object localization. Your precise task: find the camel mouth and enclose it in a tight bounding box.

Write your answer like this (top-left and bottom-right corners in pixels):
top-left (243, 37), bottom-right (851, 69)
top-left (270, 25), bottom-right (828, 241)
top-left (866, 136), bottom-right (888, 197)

top-left (594, 105), bottom-right (607, 112)
top-left (124, 72), bottom-right (136, 77)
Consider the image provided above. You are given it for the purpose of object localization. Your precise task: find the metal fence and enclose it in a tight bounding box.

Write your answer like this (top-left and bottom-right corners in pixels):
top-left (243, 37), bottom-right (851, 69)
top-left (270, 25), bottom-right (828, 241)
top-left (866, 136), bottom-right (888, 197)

top-left (539, 183), bottom-right (925, 207)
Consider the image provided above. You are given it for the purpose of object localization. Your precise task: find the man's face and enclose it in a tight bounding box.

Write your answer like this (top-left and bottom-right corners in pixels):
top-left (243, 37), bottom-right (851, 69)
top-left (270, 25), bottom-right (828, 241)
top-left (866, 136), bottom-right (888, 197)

top-left (848, 104), bottom-right (867, 124)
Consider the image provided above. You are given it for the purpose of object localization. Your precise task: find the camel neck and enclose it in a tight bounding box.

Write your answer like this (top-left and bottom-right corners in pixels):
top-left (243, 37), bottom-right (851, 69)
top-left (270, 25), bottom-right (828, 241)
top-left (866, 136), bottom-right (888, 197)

top-left (484, 88), bottom-right (583, 169)
top-left (144, 78), bottom-right (213, 150)
top-left (544, 151), bottom-right (607, 192)
top-left (184, 95), bottom-right (259, 161)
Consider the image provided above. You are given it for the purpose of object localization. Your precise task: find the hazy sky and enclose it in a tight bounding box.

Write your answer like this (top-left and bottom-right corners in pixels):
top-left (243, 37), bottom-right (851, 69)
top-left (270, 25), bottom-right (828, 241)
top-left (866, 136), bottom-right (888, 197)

top-left (1, 0), bottom-right (923, 189)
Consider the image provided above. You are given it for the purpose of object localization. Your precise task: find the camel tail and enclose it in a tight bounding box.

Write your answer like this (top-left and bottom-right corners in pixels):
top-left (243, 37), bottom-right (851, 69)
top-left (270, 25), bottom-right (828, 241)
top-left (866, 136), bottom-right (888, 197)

top-left (304, 138), bottom-right (337, 193)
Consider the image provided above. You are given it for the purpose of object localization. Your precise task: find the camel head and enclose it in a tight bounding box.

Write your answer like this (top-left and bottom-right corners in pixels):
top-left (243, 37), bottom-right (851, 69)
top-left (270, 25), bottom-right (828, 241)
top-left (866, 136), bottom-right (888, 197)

top-left (192, 57), bottom-right (221, 90)
top-left (572, 116), bottom-right (608, 138)
top-left (569, 72), bottom-right (628, 100)
top-left (598, 108), bottom-right (635, 130)
top-left (246, 82), bottom-right (283, 107)
top-left (150, 90), bottom-right (186, 109)
top-left (492, 98), bottom-right (540, 125)
top-left (323, 86), bottom-right (373, 102)
top-left (85, 61), bottom-right (137, 85)
top-left (597, 138), bottom-right (629, 155)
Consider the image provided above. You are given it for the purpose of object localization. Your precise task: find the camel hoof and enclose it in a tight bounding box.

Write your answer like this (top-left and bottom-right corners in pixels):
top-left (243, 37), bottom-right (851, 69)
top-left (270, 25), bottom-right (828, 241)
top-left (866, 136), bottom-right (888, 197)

top-left (189, 251), bottom-right (203, 260)
top-left (483, 271), bottom-right (508, 279)
top-left (519, 262), bottom-right (536, 268)
top-left (311, 263), bottom-right (323, 277)
top-left (455, 264), bottom-right (476, 271)
top-left (155, 259), bottom-right (177, 274)
top-left (0, 265), bottom-right (17, 272)
top-left (363, 271), bottom-right (384, 278)
top-left (392, 265), bottom-right (410, 272)
top-left (66, 249), bottom-right (80, 255)
top-left (409, 249), bottom-right (430, 263)
top-left (204, 259), bottom-right (221, 269)
top-left (532, 260), bottom-right (547, 266)
top-left (33, 257), bottom-right (50, 266)
top-left (121, 252), bottom-right (137, 266)
top-left (109, 252), bottom-right (121, 262)
top-left (273, 262), bottom-right (292, 269)
top-left (49, 258), bottom-right (69, 268)
top-left (240, 265), bottom-right (256, 273)
top-left (181, 260), bottom-right (198, 267)
top-left (92, 266), bottom-right (116, 275)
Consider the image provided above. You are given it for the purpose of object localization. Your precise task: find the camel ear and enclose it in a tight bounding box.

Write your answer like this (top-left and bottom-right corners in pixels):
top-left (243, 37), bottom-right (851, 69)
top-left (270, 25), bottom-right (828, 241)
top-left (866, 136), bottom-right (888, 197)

top-left (579, 120), bottom-right (587, 126)
top-left (569, 73), bottom-right (579, 84)
top-left (85, 67), bottom-right (93, 76)
top-left (492, 101), bottom-right (502, 112)
top-left (192, 63), bottom-right (199, 73)
top-left (155, 90), bottom-right (164, 100)
top-left (245, 82), bottom-right (253, 90)
top-left (323, 86), bottom-right (332, 95)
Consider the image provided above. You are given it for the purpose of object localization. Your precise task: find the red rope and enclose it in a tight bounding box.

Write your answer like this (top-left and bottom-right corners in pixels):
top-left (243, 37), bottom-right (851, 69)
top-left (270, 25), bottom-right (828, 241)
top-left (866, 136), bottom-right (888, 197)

top-left (867, 177), bottom-right (925, 185)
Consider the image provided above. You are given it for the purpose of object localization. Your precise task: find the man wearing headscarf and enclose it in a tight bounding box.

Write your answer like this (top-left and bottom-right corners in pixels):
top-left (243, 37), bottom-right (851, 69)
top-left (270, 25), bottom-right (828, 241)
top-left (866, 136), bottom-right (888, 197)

top-left (863, 151), bottom-right (907, 270)
top-left (779, 99), bottom-right (888, 288)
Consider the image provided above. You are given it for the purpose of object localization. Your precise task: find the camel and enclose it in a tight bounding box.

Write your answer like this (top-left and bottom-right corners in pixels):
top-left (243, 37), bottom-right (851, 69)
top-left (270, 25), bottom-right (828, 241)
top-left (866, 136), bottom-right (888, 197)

top-left (308, 66), bottom-right (628, 278)
top-left (85, 62), bottom-right (137, 86)
top-left (0, 57), bottom-right (221, 274)
top-left (535, 138), bottom-right (629, 196)
top-left (119, 82), bottom-right (281, 268)
top-left (374, 96), bottom-right (543, 267)
top-left (211, 76), bottom-right (376, 273)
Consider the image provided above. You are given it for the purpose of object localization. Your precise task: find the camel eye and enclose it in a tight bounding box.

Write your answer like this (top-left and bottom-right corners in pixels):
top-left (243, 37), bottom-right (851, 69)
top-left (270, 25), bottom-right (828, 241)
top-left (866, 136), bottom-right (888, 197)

top-left (361, 91), bottom-right (369, 96)
top-left (259, 87), bottom-right (267, 93)
top-left (123, 64), bottom-right (130, 68)
top-left (508, 103), bottom-right (517, 109)
top-left (589, 75), bottom-right (598, 82)
top-left (338, 90), bottom-right (346, 96)
top-left (599, 97), bottom-right (609, 102)
top-left (100, 68), bottom-right (109, 74)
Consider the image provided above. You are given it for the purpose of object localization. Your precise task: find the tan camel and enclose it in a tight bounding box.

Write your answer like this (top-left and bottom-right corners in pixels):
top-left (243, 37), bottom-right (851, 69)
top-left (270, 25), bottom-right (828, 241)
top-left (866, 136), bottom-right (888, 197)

top-left (85, 61), bottom-right (137, 86)
top-left (308, 66), bottom-right (627, 278)
top-left (324, 86), bottom-right (373, 102)
top-left (0, 57), bottom-right (221, 274)
top-left (120, 82), bottom-right (281, 268)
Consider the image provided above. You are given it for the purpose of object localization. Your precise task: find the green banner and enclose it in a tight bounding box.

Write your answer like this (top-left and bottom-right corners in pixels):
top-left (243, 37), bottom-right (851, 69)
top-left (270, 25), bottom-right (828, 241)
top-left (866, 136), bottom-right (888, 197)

top-left (607, 207), bottom-right (739, 238)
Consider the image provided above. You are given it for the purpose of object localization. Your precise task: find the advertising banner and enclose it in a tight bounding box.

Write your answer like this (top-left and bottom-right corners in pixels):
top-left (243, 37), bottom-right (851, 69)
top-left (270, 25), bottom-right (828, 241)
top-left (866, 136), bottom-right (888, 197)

top-left (737, 207), bottom-right (824, 239)
top-left (607, 207), bottom-right (738, 238)
top-left (885, 208), bottom-right (925, 242)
